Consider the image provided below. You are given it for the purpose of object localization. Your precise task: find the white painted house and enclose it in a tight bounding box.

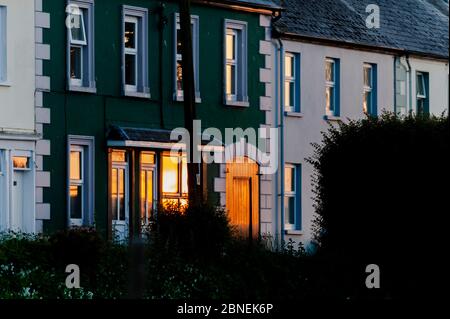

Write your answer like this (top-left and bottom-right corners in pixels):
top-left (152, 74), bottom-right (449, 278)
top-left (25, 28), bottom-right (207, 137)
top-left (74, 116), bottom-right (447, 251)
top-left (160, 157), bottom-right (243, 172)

top-left (265, 0), bottom-right (449, 249)
top-left (0, 0), bottom-right (51, 233)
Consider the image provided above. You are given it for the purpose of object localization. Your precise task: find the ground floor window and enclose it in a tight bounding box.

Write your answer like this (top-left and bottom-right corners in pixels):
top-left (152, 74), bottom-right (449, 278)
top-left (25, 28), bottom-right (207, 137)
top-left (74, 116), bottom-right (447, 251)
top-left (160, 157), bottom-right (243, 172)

top-left (284, 164), bottom-right (302, 231)
top-left (140, 152), bottom-right (156, 227)
top-left (68, 136), bottom-right (95, 227)
top-left (161, 152), bottom-right (188, 208)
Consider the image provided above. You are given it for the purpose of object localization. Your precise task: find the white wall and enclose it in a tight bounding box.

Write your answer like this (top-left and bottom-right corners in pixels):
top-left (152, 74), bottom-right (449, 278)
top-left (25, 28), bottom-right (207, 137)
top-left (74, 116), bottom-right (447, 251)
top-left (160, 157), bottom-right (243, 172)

top-left (0, 0), bottom-right (35, 133)
top-left (270, 40), bottom-right (396, 248)
top-left (409, 57), bottom-right (449, 116)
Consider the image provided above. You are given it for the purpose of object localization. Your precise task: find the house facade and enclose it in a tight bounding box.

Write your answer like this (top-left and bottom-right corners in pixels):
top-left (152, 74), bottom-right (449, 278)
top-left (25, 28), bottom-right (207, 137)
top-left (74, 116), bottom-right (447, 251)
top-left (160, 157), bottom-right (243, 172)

top-left (268, 0), bottom-right (449, 248)
top-left (40, 0), bottom-right (281, 240)
top-left (0, 0), bottom-right (50, 233)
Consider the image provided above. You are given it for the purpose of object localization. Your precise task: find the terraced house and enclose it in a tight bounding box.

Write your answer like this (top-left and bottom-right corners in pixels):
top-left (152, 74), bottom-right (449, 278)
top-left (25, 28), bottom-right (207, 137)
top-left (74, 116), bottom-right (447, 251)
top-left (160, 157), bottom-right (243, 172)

top-left (268, 0), bottom-right (449, 247)
top-left (39, 0), bottom-right (281, 240)
top-left (0, 0), bottom-right (50, 233)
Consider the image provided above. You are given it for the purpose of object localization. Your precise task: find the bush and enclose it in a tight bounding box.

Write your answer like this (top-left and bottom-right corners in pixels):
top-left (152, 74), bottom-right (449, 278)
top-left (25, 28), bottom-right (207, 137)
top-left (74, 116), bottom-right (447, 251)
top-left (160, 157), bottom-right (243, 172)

top-left (308, 113), bottom-right (449, 298)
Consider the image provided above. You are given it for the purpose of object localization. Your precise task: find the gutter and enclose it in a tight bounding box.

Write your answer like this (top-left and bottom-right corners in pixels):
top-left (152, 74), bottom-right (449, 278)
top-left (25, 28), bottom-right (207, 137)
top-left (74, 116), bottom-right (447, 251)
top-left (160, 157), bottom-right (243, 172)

top-left (405, 55), bottom-right (413, 113)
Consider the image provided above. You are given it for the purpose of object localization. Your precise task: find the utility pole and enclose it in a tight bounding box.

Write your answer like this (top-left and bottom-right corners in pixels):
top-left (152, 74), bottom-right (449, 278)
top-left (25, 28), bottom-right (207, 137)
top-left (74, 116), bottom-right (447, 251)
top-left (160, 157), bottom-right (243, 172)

top-left (178, 0), bottom-right (202, 206)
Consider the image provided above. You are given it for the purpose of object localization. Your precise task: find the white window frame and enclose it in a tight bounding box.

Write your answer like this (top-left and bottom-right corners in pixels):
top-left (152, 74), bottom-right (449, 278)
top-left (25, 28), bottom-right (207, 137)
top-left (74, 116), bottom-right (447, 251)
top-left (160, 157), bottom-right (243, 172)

top-left (174, 13), bottom-right (200, 103)
top-left (0, 6), bottom-right (7, 84)
top-left (363, 63), bottom-right (373, 114)
top-left (122, 5), bottom-right (150, 98)
top-left (67, 135), bottom-right (95, 227)
top-left (416, 72), bottom-right (427, 99)
top-left (224, 19), bottom-right (248, 107)
top-left (67, 0), bottom-right (96, 93)
top-left (284, 164), bottom-right (298, 231)
top-left (111, 157), bottom-right (129, 224)
top-left (140, 152), bottom-right (157, 228)
top-left (284, 52), bottom-right (299, 113)
top-left (325, 58), bottom-right (336, 116)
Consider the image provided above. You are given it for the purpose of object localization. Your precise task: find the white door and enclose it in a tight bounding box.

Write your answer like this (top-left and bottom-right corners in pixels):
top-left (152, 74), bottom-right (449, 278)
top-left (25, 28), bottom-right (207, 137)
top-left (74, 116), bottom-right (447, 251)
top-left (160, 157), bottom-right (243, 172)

top-left (111, 163), bottom-right (129, 242)
top-left (11, 170), bottom-right (24, 231)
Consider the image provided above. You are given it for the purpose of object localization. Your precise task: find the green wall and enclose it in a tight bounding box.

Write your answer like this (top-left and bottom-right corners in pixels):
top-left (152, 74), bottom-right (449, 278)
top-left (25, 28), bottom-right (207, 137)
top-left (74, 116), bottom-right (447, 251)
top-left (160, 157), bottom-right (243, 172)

top-left (42, 0), bottom-right (266, 234)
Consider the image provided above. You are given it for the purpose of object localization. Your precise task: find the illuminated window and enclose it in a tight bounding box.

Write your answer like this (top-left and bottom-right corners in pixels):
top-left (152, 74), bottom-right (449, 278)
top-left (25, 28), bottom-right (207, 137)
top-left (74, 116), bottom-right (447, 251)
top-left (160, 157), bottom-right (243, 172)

top-left (285, 164), bottom-right (301, 231)
top-left (111, 151), bottom-right (128, 223)
top-left (140, 152), bottom-right (156, 227)
top-left (122, 6), bottom-right (149, 97)
top-left (68, 136), bottom-right (94, 227)
top-left (161, 153), bottom-right (188, 207)
top-left (325, 58), bottom-right (340, 117)
top-left (224, 20), bottom-right (248, 106)
top-left (174, 14), bottom-right (200, 102)
top-left (13, 157), bottom-right (30, 170)
top-left (67, 1), bottom-right (95, 91)
top-left (363, 63), bottom-right (377, 116)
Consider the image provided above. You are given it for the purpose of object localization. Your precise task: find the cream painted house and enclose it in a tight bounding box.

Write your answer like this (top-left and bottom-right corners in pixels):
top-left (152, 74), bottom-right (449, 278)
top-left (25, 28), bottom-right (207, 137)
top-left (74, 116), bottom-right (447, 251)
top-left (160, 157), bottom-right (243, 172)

top-left (265, 0), bottom-right (449, 249)
top-left (0, 0), bottom-right (50, 233)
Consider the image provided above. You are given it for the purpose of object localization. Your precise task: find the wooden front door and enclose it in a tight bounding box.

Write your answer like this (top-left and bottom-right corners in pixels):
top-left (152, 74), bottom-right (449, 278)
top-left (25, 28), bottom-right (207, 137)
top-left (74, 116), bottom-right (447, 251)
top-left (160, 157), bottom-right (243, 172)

top-left (226, 157), bottom-right (259, 239)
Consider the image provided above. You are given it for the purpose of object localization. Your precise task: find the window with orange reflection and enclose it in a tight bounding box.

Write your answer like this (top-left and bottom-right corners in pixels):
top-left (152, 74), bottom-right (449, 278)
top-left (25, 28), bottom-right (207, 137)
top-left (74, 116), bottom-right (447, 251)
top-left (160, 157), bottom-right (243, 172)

top-left (161, 153), bottom-right (188, 208)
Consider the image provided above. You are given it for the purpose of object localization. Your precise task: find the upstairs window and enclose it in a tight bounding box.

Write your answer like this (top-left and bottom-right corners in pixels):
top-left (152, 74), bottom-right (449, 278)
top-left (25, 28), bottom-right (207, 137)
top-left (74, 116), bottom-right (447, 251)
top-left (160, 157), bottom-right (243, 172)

top-left (174, 14), bottom-right (200, 102)
top-left (122, 6), bottom-right (149, 98)
top-left (284, 52), bottom-right (301, 113)
top-left (363, 63), bottom-right (377, 116)
top-left (67, 1), bottom-right (95, 92)
top-left (0, 6), bottom-right (6, 83)
top-left (325, 58), bottom-right (340, 117)
top-left (224, 20), bottom-right (248, 107)
top-left (416, 72), bottom-right (429, 114)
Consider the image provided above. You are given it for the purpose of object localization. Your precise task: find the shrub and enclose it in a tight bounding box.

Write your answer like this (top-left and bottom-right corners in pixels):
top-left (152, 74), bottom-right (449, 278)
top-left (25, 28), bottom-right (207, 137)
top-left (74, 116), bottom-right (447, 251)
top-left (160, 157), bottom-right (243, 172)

top-left (308, 113), bottom-right (449, 298)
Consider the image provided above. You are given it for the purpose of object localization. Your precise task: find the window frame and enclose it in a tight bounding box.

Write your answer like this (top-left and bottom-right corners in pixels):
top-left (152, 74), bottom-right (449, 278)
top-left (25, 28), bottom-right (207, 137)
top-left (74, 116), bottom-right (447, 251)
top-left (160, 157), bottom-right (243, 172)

top-left (284, 164), bottom-right (302, 231)
top-left (140, 151), bottom-right (157, 227)
top-left (66, 0), bottom-right (96, 93)
top-left (0, 6), bottom-right (7, 83)
top-left (363, 63), bottom-right (378, 116)
top-left (111, 151), bottom-right (129, 223)
top-left (416, 71), bottom-right (430, 114)
top-left (122, 5), bottom-right (150, 98)
top-left (284, 52), bottom-right (301, 113)
top-left (67, 135), bottom-right (95, 227)
top-left (160, 152), bottom-right (188, 206)
top-left (325, 58), bottom-right (336, 116)
top-left (224, 19), bottom-right (248, 107)
top-left (173, 13), bottom-right (200, 103)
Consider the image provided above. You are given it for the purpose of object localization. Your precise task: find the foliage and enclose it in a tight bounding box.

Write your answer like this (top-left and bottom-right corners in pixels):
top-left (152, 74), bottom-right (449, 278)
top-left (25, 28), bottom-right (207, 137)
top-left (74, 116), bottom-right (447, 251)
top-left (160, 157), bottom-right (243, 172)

top-left (307, 113), bottom-right (449, 298)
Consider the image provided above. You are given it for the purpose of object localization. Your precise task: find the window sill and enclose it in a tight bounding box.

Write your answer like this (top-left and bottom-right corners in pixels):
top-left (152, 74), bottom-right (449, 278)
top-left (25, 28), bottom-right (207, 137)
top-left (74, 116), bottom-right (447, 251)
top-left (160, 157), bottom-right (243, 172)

top-left (125, 91), bottom-right (151, 99)
top-left (323, 115), bottom-right (342, 122)
top-left (174, 94), bottom-right (202, 104)
top-left (225, 100), bottom-right (250, 108)
top-left (69, 85), bottom-right (97, 94)
top-left (285, 229), bottom-right (303, 236)
top-left (284, 111), bottom-right (303, 118)
top-left (0, 81), bottom-right (11, 87)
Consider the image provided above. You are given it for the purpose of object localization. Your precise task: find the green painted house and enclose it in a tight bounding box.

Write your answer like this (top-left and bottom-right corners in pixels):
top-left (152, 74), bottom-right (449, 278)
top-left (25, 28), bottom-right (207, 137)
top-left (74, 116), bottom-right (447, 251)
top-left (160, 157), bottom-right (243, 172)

top-left (39, 0), bottom-right (280, 240)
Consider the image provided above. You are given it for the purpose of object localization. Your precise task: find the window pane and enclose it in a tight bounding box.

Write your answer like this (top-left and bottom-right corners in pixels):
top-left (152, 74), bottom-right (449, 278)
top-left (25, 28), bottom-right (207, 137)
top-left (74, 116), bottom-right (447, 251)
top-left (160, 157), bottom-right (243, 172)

top-left (140, 170), bottom-right (146, 221)
top-left (284, 196), bottom-right (295, 225)
top-left (70, 46), bottom-right (82, 80)
top-left (13, 157), bottom-right (29, 169)
top-left (112, 151), bottom-right (126, 163)
top-left (125, 54), bottom-right (136, 86)
top-left (162, 155), bottom-right (179, 193)
top-left (141, 153), bottom-right (155, 165)
top-left (146, 170), bottom-right (153, 217)
top-left (124, 21), bottom-right (136, 49)
top-left (364, 66), bottom-right (371, 87)
top-left (226, 64), bottom-right (236, 96)
top-left (70, 185), bottom-right (82, 219)
top-left (326, 61), bottom-right (334, 82)
top-left (177, 60), bottom-right (184, 92)
top-left (119, 168), bottom-right (125, 221)
top-left (70, 13), bottom-right (86, 42)
top-left (363, 91), bottom-right (371, 113)
top-left (285, 167), bottom-right (295, 192)
top-left (70, 151), bottom-right (81, 180)
top-left (285, 55), bottom-right (294, 77)
top-left (111, 168), bottom-right (118, 220)
top-left (326, 86), bottom-right (334, 112)
top-left (181, 157), bottom-right (188, 194)
top-left (226, 31), bottom-right (235, 60)
top-left (417, 74), bottom-right (425, 96)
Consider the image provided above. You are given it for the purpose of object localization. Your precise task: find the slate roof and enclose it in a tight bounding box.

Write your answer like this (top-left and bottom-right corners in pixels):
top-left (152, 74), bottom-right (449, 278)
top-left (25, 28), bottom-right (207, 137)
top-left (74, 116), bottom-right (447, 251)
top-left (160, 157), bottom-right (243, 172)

top-left (274, 0), bottom-right (449, 59)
